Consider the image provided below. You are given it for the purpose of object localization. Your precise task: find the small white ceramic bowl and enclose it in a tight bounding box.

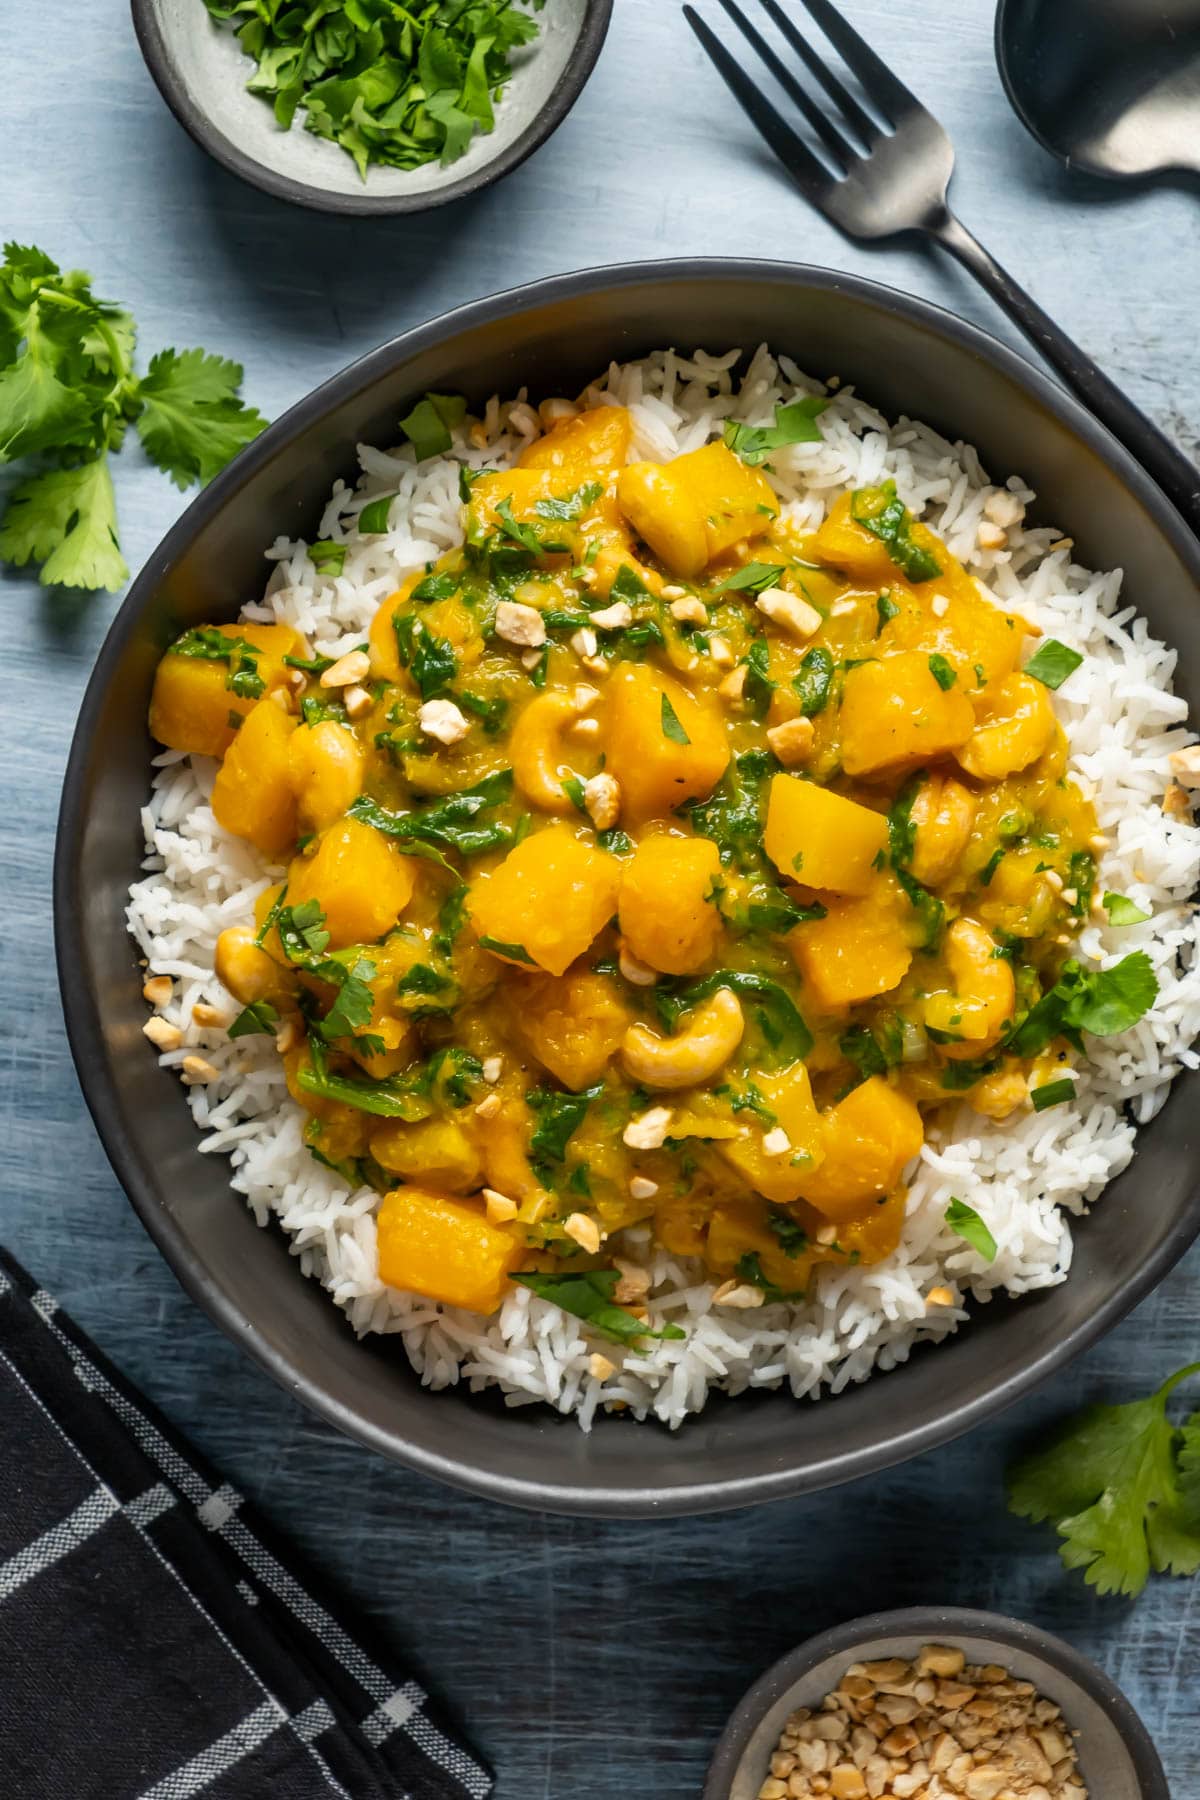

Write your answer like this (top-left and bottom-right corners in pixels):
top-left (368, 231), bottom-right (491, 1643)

top-left (704, 1607), bottom-right (1168, 1800)
top-left (131, 0), bottom-right (612, 214)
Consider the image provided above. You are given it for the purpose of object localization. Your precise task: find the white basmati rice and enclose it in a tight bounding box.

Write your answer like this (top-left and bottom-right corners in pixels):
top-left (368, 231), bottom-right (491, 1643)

top-left (126, 345), bottom-right (1200, 1431)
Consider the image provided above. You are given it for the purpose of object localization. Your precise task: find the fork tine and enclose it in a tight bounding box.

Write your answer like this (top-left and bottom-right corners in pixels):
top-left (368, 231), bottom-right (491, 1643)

top-left (789, 0), bottom-right (920, 127)
top-left (713, 0), bottom-right (852, 171)
top-left (683, 6), bottom-right (832, 196)
top-left (755, 0), bottom-right (880, 146)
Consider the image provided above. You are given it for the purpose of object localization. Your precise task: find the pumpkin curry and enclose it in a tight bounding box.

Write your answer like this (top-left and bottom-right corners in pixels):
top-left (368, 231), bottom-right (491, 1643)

top-left (148, 402), bottom-right (1116, 1331)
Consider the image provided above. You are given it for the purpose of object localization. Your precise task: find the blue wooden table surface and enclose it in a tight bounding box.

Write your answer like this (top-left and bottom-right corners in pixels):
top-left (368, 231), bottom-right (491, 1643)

top-left (3, 3), bottom-right (1199, 1794)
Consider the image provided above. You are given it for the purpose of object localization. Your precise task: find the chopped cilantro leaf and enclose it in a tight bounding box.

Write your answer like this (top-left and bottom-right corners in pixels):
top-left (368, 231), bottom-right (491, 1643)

top-left (944, 1197), bottom-right (997, 1262)
top-left (767, 1208), bottom-right (810, 1256)
top-left (660, 692), bottom-right (690, 744)
top-left (357, 494), bottom-right (393, 534)
top-left (1103, 893), bottom-right (1151, 927)
top-left (714, 561), bottom-right (787, 595)
top-left (534, 481), bottom-right (602, 522)
top-left (228, 999), bottom-right (279, 1039)
top-left (793, 645), bottom-right (834, 717)
top-left (478, 935), bottom-right (536, 965)
top-left (513, 1269), bottom-right (686, 1345)
top-left (527, 1084), bottom-right (600, 1177)
top-left (723, 396), bottom-right (828, 466)
top-left (1024, 638), bottom-right (1083, 690)
top-left (850, 480), bottom-right (940, 582)
top-left (399, 393), bottom-right (467, 461)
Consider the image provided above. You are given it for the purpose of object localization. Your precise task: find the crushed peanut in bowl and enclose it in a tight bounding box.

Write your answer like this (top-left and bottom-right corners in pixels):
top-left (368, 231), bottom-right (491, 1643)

top-left (757, 1644), bottom-right (1085, 1800)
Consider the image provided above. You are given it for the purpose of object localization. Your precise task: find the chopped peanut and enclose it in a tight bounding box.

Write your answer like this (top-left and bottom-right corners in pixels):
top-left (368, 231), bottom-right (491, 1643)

top-left (563, 1211), bottom-right (601, 1254)
top-left (495, 601), bottom-right (546, 647)
top-left (757, 1646), bottom-right (1085, 1800)
top-left (143, 1016), bottom-right (182, 1051)
top-left (755, 586), bottom-right (822, 640)
top-left (417, 699), bottom-right (470, 745)
top-left (320, 648), bottom-right (370, 688)
top-left (483, 1187), bottom-right (518, 1223)
top-left (583, 772), bottom-right (621, 830)
top-left (766, 716), bottom-right (815, 766)
top-left (181, 1054), bottom-right (221, 1084)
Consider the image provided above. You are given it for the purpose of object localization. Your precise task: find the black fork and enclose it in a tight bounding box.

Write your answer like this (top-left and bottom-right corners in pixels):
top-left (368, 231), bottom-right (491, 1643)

top-left (685, 0), bottom-right (1200, 534)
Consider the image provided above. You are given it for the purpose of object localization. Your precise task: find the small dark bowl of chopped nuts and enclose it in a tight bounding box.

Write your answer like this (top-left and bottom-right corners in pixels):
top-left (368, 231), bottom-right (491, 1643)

top-left (704, 1607), bottom-right (1167, 1800)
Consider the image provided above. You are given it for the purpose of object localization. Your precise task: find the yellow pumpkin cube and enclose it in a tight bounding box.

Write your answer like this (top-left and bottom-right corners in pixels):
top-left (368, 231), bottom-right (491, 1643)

top-left (603, 666), bottom-right (730, 822)
top-left (369, 1118), bottom-right (483, 1193)
top-left (717, 1064), bottom-right (825, 1205)
top-left (836, 1188), bottom-right (908, 1265)
top-left (654, 1189), bottom-right (711, 1259)
top-left (467, 825), bottom-right (621, 976)
top-left (791, 888), bottom-right (914, 1009)
top-left (149, 621), bottom-right (306, 757)
top-left (211, 697), bottom-right (298, 858)
top-left (518, 404), bottom-right (632, 478)
top-left (763, 775), bottom-right (888, 895)
top-left (465, 467), bottom-right (556, 542)
top-left (616, 441), bottom-right (776, 576)
top-left (796, 1078), bottom-right (923, 1219)
top-left (955, 672), bottom-right (1057, 781)
top-left (840, 652), bottom-right (976, 778)
top-left (675, 440), bottom-right (779, 560)
top-left (375, 1185), bottom-right (520, 1314)
top-left (288, 720), bottom-right (364, 834)
top-left (515, 968), bottom-right (634, 1090)
top-left (615, 461), bottom-right (708, 577)
top-left (287, 815), bottom-right (415, 948)
top-left (618, 833), bottom-right (724, 975)
top-left (368, 571), bottom-right (422, 682)
top-left (810, 491), bottom-right (944, 588)
top-left (704, 1200), bottom-right (818, 1291)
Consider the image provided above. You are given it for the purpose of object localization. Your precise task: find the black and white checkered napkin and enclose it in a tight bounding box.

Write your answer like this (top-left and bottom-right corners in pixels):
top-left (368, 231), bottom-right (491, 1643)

top-left (0, 1249), bottom-right (492, 1800)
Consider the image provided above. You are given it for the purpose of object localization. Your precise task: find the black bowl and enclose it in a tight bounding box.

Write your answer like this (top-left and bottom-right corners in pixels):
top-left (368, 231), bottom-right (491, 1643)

top-left (56, 260), bottom-right (1200, 1516)
top-left (704, 1606), bottom-right (1168, 1798)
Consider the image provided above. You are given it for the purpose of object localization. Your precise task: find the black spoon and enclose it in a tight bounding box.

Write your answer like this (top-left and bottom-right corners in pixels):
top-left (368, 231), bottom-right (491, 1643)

top-left (996, 0), bottom-right (1200, 179)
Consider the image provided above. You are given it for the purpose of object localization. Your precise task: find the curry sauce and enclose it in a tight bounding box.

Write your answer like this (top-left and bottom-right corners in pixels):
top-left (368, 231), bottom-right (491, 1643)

top-left (147, 402), bottom-right (1105, 1322)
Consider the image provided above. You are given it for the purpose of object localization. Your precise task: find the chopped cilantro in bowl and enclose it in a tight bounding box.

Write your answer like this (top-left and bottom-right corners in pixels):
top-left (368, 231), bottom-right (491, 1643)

top-left (134, 0), bottom-right (613, 214)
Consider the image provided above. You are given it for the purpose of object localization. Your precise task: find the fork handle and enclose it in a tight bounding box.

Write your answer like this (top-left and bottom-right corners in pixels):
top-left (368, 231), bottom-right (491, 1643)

top-left (931, 210), bottom-right (1200, 536)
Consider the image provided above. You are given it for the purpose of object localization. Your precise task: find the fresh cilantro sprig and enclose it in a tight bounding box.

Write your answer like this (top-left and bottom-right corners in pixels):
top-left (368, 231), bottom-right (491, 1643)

top-left (0, 244), bottom-right (265, 592)
top-left (204, 0), bottom-right (546, 179)
top-left (1007, 1362), bottom-right (1200, 1597)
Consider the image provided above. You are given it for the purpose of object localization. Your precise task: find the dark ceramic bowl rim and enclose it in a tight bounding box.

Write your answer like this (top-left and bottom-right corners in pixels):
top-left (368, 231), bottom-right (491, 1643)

top-left (703, 1605), bottom-right (1169, 1799)
top-left (129, 0), bottom-right (614, 216)
top-left (55, 257), bottom-right (1200, 1514)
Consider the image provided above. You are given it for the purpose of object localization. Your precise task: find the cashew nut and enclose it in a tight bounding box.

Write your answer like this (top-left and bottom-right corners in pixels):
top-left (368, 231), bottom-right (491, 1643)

top-left (620, 987), bottom-right (744, 1090)
top-left (924, 916), bottom-right (1015, 1056)
top-left (956, 672), bottom-right (1056, 781)
top-left (910, 773), bottom-right (976, 886)
top-left (510, 689), bottom-right (597, 813)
